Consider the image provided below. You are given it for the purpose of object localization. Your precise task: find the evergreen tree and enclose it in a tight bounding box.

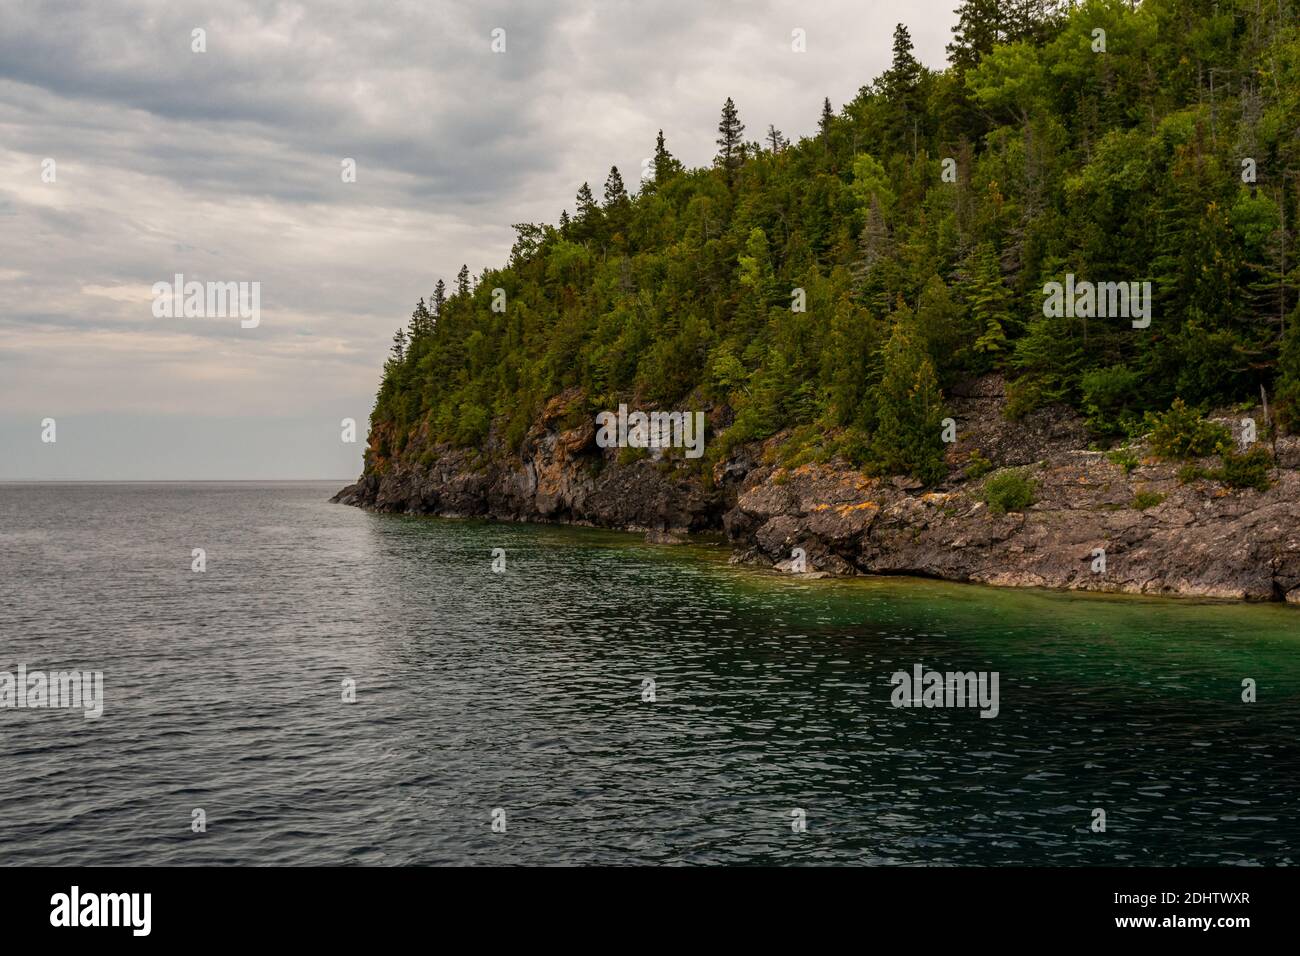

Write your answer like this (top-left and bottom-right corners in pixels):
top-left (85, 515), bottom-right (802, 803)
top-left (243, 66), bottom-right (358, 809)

top-left (765, 125), bottom-right (788, 153)
top-left (715, 97), bottom-right (745, 178)
top-left (652, 129), bottom-right (680, 184)
top-left (869, 314), bottom-right (948, 484)
top-left (885, 24), bottom-right (922, 96)
top-left (456, 264), bottom-right (471, 297)
top-left (947, 0), bottom-right (1003, 72)
top-left (819, 97), bottom-right (834, 147)
top-left (965, 243), bottom-right (1011, 363)
top-left (431, 279), bottom-right (447, 320)
top-left (603, 166), bottom-right (628, 207)
top-left (575, 182), bottom-right (597, 220)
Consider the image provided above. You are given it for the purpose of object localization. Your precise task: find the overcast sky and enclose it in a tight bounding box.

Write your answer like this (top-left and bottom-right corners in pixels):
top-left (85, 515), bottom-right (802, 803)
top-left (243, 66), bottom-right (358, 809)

top-left (0, 0), bottom-right (954, 480)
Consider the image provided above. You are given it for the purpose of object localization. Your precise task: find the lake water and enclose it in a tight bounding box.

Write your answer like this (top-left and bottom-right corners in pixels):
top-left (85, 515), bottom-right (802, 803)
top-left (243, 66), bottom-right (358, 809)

top-left (1, 481), bottom-right (1297, 865)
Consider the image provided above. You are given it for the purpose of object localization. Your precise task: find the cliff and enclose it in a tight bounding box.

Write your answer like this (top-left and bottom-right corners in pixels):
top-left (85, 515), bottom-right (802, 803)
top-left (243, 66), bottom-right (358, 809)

top-left (334, 378), bottom-right (1300, 603)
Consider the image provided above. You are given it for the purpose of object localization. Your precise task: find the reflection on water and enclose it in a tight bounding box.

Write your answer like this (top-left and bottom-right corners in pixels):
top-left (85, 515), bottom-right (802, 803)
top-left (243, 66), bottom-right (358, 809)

top-left (1, 482), bottom-right (1297, 865)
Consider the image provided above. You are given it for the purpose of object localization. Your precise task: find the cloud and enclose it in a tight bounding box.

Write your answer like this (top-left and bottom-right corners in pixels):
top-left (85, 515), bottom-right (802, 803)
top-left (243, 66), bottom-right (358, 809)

top-left (0, 0), bottom-right (955, 479)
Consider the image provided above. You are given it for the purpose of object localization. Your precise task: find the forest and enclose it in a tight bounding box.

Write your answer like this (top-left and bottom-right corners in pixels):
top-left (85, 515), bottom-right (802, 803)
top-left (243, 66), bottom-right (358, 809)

top-left (367, 0), bottom-right (1300, 485)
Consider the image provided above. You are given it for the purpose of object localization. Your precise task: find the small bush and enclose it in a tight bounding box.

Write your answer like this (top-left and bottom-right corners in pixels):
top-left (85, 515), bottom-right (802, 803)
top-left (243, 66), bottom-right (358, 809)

top-left (1107, 447), bottom-right (1139, 474)
top-left (982, 469), bottom-right (1036, 514)
top-left (965, 450), bottom-right (994, 481)
top-left (1219, 447), bottom-right (1273, 491)
top-left (617, 445), bottom-right (650, 466)
top-left (1145, 399), bottom-right (1231, 460)
top-left (1132, 489), bottom-right (1165, 510)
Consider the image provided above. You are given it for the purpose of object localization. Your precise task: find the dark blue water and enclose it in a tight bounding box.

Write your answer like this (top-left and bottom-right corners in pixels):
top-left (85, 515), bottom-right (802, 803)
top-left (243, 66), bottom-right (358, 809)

top-left (1, 482), bottom-right (1297, 864)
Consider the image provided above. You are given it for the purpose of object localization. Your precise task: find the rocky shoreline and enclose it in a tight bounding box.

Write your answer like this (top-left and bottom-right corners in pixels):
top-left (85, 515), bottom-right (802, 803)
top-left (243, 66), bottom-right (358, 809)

top-left (334, 379), bottom-right (1300, 603)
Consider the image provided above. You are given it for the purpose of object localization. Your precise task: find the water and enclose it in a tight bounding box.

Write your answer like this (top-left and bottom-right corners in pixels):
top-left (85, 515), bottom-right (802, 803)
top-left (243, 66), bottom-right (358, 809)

top-left (1, 481), bottom-right (1298, 865)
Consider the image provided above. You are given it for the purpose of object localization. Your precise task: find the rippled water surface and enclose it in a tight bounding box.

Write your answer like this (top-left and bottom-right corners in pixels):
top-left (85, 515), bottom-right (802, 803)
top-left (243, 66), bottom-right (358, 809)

top-left (1, 481), bottom-right (1298, 865)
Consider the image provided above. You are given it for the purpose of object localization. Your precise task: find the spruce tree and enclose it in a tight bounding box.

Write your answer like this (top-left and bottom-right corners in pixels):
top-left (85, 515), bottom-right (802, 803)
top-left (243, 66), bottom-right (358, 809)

top-left (947, 0), bottom-right (1003, 72)
top-left (653, 129), bottom-right (679, 184)
top-left (431, 279), bottom-right (447, 319)
top-left (575, 182), bottom-right (597, 220)
top-left (456, 264), bottom-right (471, 297)
top-left (870, 313), bottom-right (947, 484)
top-left (715, 97), bottom-right (745, 178)
top-left (603, 166), bottom-right (628, 207)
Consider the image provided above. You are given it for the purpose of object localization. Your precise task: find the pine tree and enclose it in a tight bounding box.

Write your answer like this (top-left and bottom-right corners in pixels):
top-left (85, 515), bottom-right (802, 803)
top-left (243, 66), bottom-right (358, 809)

top-left (406, 298), bottom-right (432, 341)
top-left (558, 208), bottom-right (571, 230)
top-left (603, 166), bottom-right (628, 207)
top-left (947, 0), bottom-right (1003, 72)
top-left (456, 264), bottom-right (471, 297)
top-left (965, 243), bottom-right (1011, 361)
top-left (389, 327), bottom-right (406, 364)
top-left (886, 24), bottom-right (922, 95)
top-left (869, 313), bottom-right (947, 484)
top-left (819, 97), bottom-right (834, 147)
top-left (715, 97), bottom-right (745, 178)
top-left (765, 125), bottom-right (788, 153)
top-left (653, 129), bottom-right (680, 184)
top-left (431, 279), bottom-right (447, 320)
top-left (575, 182), bottom-right (597, 221)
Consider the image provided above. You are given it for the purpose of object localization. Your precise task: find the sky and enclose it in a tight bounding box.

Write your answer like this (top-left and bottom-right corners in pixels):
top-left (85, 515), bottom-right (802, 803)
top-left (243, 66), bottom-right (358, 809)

top-left (0, 0), bottom-right (955, 480)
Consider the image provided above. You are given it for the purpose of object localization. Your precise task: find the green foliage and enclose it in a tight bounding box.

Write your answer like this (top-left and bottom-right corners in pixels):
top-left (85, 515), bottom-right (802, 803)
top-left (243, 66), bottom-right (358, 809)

top-left (868, 318), bottom-right (948, 484)
top-left (1145, 399), bottom-right (1231, 460)
top-left (1107, 447), bottom-right (1139, 475)
top-left (1132, 489), bottom-right (1165, 510)
top-left (964, 450), bottom-right (993, 480)
top-left (363, 0), bottom-right (1300, 489)
top-left (982, 468), bottom-right (1036, 514)
top-left (1219, 447), bottom-right (1273, 491)
top-left (1080, 364), bottom-right (1141, 435)
top-left (1177, 446), bottom-right (1273, 492)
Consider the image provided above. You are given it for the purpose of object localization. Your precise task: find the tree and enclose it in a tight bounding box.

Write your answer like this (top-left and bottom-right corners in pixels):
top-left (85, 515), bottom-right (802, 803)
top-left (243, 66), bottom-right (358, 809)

top-left (869, 314), bottom-right (948, 484)
top-left (603, 166), bottom-right (628, 207)
top-left (715, 97), bottom-right (745, 178)
top-left (575, 182), bottom-right (597, 220)
top-left (406, 298), bottom-right (432, 341)
top-left (431, 279), bottom-right (447, 319)
top-left (885, 23), bottom-right (922, 96)
top-left (456, 264), bottom-right (471, 296)
top-left (765, 125), bottom-right (788, 153)
top-left (652, 129), bottom-right (680, 184)
top-left (964, 243), bottom-right (1011, 363)
top-left (819, 97), bottom-right (834, 147)
top-left (947, 0), bottom-right (1003, 72)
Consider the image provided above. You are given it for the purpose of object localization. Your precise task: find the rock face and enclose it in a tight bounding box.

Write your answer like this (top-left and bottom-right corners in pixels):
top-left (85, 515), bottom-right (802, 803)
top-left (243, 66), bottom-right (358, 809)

top-left (335, 380), bottom-right (1300, 603)
top-left (333, 388), bottom-right (726, 534)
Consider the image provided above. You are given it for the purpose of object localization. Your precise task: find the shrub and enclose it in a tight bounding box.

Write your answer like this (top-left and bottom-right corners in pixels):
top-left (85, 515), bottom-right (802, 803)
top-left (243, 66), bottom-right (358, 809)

top-left (1132, 489), bottom-right (1165, 510)
top-left (1219, 447), bottom-right (1273, 491)
top-left (1145, 399), bottom-right (1231, 460)
top-left (982, 469), bottom-right (1036, 514)
top-left (964, 450), bottom-right (994, 481)
top-left (1081, 364), bottom-right (1141, 435)
top-left (1107, 447), bottom-right (1139, 474)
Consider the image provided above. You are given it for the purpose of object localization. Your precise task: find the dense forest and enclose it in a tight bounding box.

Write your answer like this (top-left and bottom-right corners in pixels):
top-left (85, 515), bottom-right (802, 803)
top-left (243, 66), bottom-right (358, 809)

top-left (368, 0), bottom-right (1300, 485)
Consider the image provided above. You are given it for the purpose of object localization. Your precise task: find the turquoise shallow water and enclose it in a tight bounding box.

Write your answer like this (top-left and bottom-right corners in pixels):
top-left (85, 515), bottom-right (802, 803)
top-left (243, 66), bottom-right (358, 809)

top-left (1, 481), bottom-right (1297, 865)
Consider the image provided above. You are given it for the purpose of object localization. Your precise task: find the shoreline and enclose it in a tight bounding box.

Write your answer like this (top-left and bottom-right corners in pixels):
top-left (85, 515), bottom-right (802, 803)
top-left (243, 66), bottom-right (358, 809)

top-left (335, 383), bottom-right (1300, 606)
